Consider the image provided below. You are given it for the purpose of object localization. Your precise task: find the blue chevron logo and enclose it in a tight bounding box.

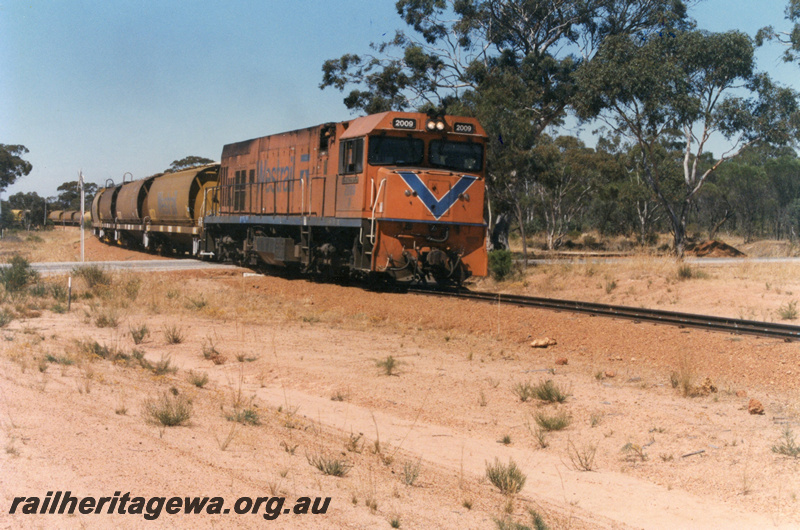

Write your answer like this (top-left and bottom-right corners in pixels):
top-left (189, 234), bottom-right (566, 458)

top-left (398, 172), bottom-right (477, 220)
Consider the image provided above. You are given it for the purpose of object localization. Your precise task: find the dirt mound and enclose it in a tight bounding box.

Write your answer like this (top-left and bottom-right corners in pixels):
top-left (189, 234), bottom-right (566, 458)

top-left (687, 240), bottom-right (746, 258)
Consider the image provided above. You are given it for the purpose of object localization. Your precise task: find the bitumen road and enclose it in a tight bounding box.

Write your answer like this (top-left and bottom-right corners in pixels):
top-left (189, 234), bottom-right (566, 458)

top-left (1, 259), bottom-right (233, 276)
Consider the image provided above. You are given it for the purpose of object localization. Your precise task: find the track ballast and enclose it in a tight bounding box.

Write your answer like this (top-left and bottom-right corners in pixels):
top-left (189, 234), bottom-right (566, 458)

top-left (406, 287), bottom-right (800, 341)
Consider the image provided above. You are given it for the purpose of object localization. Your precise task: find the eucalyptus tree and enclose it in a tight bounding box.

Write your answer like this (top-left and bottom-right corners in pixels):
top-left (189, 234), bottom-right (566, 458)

top-left (0, 144), bottom-right (32, 192)
top-left (321, 0), bottom-right (692, 257)
top-left (531, 135), bottom-right (601, 249)
top-left (577, 29), bottom-right (800, 256)
top-left (757, 0), bottom-right (800, 64)
top-left (55, 180), bottom-right (98, 210)
top-left (165, 156), bottom-right (216, 173)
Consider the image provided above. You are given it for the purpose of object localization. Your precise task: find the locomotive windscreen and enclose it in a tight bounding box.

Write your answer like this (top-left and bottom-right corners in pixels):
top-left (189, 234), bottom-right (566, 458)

top-left (367, 136), bottom-right (424, 166)
top-left (429, 140), bottom-right (483, 172)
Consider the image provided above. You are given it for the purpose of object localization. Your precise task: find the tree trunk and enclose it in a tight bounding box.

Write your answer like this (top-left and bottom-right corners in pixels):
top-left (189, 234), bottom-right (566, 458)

top-left (708, 210), bottom-right (733, 241)
top-left (673, 216), bottom-right (687, 259)
top-left (490, 212), bottom-right (510, 250)
top-left (514, 203), bottom-right (528, 269)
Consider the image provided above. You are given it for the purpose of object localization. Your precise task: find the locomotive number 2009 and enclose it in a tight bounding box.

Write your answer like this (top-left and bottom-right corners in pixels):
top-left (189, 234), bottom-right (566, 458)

top-left (454, 123), bottom-right (475, 134)
top-left (392, 118), bottom-right (417, 130)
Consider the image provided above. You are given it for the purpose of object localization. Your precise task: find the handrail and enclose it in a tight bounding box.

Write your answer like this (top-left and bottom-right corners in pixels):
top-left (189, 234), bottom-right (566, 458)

top-left (369, 178), bottom-right (387, 245)
top-left (308, 176), bottom-right (326, 217)
top-left (122, 172), bottom-right (133, 183)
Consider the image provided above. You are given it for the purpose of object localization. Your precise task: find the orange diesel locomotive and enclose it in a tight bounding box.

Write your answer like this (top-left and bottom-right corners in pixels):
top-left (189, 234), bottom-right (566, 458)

top-left (92, 111), bottom-right (488, 283)
top-left (203, 111), bottom-right (487, 282)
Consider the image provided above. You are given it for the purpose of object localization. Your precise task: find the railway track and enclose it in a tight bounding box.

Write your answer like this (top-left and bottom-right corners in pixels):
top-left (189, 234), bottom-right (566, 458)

top-left (407, 286), bottom-right (800, 341)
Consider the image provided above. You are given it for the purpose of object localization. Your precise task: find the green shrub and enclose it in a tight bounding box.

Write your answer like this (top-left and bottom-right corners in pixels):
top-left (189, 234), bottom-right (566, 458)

top-left (488, 250), bottom-right (514, 281)
top-left (29, 283), bottom-right (48, 298)
top-left (151, 354), bottom-right (178, 376)
top-left (777, 300), bottom-right (798, 321)
top-left (143, 392), bottom-right (192, 427)
top-left (187, 370), bottom-right (209, 388)
top-left (227, 408), bottom-right (260, 425)
top-left (72, 265), bottom-right (111, 290)
top-left (76, 339), bottom-right (113, 359)
top-left (512, 381), bottom-right (535, 402)
top-left (376, 355), bottom-right (398, 376)
top-left (532, 380), bottom-right (570, 403)
top-left (534, 410), bottom-right (571, 431)
top-left (486, 458), bottom-right (526, 495)
top-left (307, 453), bottom-right (351, 477)
top-left (130, 323), bottom-right (149, 344)
top-left (94, 312), bottom-right (119, 328)
top-left (402, 459), bottom-right (421, 486)
top-left (163, 324), bottom-right (185, 345)
top-left (772, 426), bottom-right (800, 458)
top-left (184, 295), bottom-right (207, 310)
top-left (676, 264), bottom-right (707, 281)
top-left (513, 379), bottom-right (570, 403)
top-left (1, 255), bottom-right (39, 293)
top-left (0, 308), bottom-right (13, 328)
top-left (124, 278), bottom-right (141, 301)
top-left (50, 283), bottom-right (67, 302)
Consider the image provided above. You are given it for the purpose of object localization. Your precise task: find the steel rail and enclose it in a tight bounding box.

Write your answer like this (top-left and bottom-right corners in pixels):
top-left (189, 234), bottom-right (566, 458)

top-left (406, 287), bottom-right (800, 341)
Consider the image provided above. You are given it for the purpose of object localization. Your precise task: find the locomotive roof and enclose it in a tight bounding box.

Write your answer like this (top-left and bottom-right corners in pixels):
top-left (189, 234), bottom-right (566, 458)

top-left (339, 112), bottom-right (392, 140)
top-left (339, 111), bottom-right (486, 140)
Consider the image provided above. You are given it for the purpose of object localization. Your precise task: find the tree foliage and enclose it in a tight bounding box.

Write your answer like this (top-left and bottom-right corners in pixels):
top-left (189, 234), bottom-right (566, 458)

top-left (0, 144), bottom-right (33, 191)
top-left (320, 2), bottom-right (800, 253)
top-left (165, 156), bottom-right (216, 173)
top-left (322, 0), bottom-right (691, 115)
top-left (757, 0), bottom-right (800, 64)
top-left (577, 29), bottom-right (800, 255)
top-left (322, 0), bottom-right (692, 259)
top-left (54, 180), bottom-right (98, 210)
top-left (6, 191), bottom-right (47, 228)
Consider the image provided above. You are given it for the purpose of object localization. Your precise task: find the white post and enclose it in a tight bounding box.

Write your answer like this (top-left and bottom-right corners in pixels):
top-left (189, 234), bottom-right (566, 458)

top-left (79, 171), bottom-right (85, 262)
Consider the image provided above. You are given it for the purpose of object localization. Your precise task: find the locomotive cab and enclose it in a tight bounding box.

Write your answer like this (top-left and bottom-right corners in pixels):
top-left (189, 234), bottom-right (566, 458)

top-left (356, 114), bottom-right (488, 282)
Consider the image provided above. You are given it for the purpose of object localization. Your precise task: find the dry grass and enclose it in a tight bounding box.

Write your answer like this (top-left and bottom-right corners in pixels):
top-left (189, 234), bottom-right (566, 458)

top-left (129, 323), bottom-right (149, 344)
top-left (306, 453), bottom-right (351, 477)
top-left (376, 355), bottom-right (398, 376)
top-left (533, 409), bottom-right (572, 431)
top-left (142, 392), bottom-right (192, 427)
top-left (7, 231), bottom-right (800, 528)
top-left (402, 459), bottom-right (421, 486)
top-left (512, 380), bottom-right (569, 403)
top-left (772, 426), bottom-right (800, 458)
top-left (163, 324), bottom-right (185, 345)
top-left (568, 439), bottom-right (597, 471)
top-left (0, 228), bottom-right (84, 263)
top-left (485, 458), bottom-right (527, 495)
top-left (187, 370), bottom-right (209, 388)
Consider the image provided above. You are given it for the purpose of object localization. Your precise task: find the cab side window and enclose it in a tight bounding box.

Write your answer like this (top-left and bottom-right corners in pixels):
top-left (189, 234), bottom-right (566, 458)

top-left (339, 138), bottom-right (363, 174)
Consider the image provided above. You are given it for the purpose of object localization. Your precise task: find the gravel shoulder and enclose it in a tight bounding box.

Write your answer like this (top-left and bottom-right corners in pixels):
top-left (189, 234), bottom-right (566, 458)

top-left (1, 232), bottom-right (799, 529)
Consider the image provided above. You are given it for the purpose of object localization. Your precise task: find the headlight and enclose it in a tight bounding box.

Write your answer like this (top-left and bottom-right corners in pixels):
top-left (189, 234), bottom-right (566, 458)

top-left (426, 120), bottom-right (437, 131)
top-left (436, 121), bottom-right (445, 131)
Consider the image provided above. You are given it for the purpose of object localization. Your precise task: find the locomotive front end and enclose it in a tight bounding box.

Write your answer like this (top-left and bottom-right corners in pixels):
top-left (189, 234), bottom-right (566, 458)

top-left (364, 114), bottom-right (488, 283)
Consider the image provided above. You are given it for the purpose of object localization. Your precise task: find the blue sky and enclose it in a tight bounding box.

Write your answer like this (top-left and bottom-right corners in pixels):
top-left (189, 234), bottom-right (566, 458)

top-left (1, 1), bottom-right (797, 197)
